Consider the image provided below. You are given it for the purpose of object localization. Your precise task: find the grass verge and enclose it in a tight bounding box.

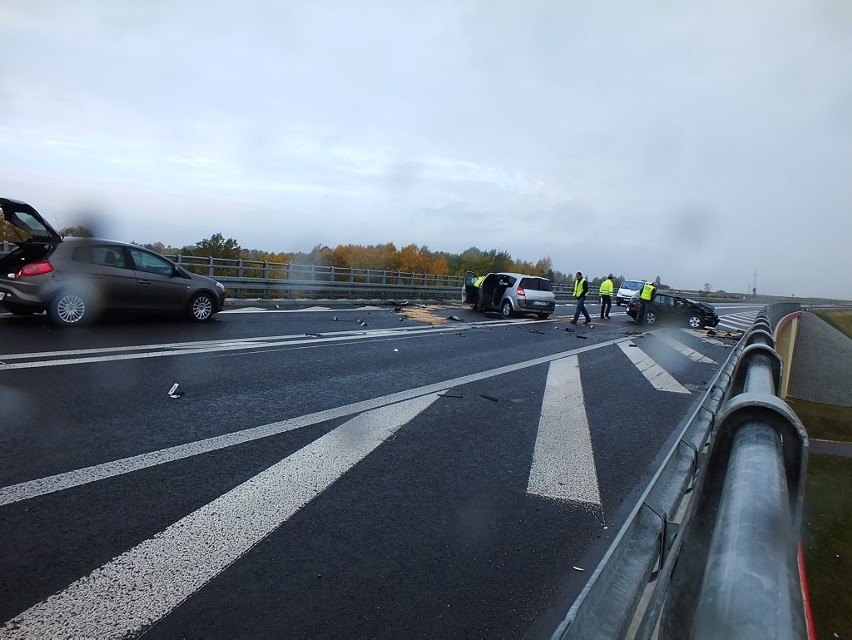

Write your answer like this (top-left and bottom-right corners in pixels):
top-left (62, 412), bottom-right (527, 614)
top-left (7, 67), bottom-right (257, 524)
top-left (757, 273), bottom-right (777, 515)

top-left (785, 310), bottom-right (852, 637)
top-left (815, 310), bottom-right (852, 338)
top-left (787, 398), bottom-right (852, 442)
top-left (802, 455), bottom-right (852, 639)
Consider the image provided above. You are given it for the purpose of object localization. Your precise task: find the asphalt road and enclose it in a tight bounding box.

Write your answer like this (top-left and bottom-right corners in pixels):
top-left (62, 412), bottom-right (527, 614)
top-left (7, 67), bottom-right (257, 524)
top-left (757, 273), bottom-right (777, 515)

top-left (0, 301), bottom-right (762, 638)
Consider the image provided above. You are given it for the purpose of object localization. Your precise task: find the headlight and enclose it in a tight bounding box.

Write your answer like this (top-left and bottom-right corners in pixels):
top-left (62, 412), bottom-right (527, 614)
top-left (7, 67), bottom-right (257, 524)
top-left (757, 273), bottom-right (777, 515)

top-left (215, 281), bottom-right (225, 291)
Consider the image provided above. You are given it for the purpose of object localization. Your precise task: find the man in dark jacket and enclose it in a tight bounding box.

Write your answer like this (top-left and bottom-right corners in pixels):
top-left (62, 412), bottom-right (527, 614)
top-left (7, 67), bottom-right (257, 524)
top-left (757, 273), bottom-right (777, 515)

top-left (570, 271), bottom-right (592, 325)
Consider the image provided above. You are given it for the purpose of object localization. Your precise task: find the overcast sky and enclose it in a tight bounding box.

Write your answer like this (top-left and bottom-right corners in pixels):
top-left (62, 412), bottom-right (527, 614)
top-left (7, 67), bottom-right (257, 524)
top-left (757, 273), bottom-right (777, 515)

top-left (2, 1), bottom-right (850, 298)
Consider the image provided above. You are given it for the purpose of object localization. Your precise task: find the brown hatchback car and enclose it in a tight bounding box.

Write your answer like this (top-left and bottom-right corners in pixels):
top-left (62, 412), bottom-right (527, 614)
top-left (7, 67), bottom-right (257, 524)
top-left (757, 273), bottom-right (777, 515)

top-left (0, 197), bottom-right (226, 326)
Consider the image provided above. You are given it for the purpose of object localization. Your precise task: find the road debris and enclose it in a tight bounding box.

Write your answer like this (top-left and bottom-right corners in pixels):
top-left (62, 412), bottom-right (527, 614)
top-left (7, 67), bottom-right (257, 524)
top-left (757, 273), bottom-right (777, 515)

top-left (572, 566), bottom-right (585, 572)
top-left (438, 392), bottom-right (463, 398)
top-left (168, 383), bottom-right (185, 398)
top-left (479, 394), bottom-right (499, 402)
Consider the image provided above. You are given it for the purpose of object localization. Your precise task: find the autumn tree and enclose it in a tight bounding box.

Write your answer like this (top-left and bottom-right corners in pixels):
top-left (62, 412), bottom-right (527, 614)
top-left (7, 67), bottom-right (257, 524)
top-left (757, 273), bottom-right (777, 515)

top-left (185, 233), bottom-right (242, 260)
top-left (58, 225), bottom-right (94, 238)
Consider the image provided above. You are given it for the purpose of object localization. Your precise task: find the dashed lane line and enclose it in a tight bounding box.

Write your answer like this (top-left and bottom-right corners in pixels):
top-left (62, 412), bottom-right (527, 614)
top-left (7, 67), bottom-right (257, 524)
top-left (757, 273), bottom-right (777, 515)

top-left (617, 341), bottom-right (691, 394)
top-left (527, 355), bottom-right (601, 506)
top-left (0, 394), bottom-right (441, 640)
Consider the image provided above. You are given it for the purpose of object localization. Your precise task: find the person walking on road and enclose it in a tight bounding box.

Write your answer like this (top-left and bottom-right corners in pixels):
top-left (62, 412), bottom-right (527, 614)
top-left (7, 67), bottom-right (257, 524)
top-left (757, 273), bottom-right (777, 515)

top-left (599, 274), bottom-right (614, 319)
top-left (570, 271), bottom-right (592, 325)
top-left (635, 280), bottom-right (657, 325)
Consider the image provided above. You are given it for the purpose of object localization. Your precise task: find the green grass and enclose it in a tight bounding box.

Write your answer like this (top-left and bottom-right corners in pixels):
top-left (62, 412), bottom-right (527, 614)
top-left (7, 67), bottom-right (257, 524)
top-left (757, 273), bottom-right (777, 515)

top-left (815, 310), bottom-right (852, 339)
top-left (787, 398), bottom-right (852, 443)
top-left (791, 388), bottom-right (852, 638)
top-left (802, 454), bottom-right (852, 639)
top-left (788, 310), bottom-right (852, 637)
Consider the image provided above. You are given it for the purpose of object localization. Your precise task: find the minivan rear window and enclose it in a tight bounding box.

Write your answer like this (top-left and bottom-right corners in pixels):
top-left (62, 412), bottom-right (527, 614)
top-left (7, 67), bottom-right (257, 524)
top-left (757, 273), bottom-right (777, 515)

top-left (519, 277), bottom-right (553, 291)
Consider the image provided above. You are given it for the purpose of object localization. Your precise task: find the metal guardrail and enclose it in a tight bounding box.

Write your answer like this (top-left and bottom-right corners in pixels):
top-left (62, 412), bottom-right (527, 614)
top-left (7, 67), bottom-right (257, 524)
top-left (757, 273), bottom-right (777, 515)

top-left (0, 243), bottom-right (577, 300)
top-left (552, 304), bottom-right (809, 639)
top-left (165, 256), bottom-right (583, 300)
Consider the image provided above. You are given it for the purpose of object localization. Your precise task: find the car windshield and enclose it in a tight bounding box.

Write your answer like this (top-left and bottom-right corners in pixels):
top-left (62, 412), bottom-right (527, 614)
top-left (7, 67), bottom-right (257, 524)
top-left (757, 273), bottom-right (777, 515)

top-left (622, 280), bottom-right (644, 289)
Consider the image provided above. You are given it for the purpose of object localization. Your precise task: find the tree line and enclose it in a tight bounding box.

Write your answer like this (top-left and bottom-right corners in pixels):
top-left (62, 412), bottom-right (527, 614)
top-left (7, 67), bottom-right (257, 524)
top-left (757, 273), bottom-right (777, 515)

top-left (52, 227), bottom-right (664, 288)
top-left (144, 233), bottom-right (583, 283)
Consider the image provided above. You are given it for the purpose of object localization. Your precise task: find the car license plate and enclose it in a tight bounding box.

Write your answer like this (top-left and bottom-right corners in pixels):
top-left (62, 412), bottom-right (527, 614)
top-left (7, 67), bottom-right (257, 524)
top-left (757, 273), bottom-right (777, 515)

top-left (533, 300), bottom-right (545, 306)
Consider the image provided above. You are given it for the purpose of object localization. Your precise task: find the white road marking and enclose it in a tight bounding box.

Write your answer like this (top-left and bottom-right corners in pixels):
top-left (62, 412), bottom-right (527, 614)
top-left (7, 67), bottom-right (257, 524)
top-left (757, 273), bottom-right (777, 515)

top-left (0, 394), bottom-right (440, 639)
top-left (527, 356), bottom-right (601, 505)
top-left (656, 334), bottom-right (716, 364)
top-left (715, 311), bottom-right (758, 331)
top-left (0, 337), bottom-right (631, 506)
top-left (617, 341), bottom-right (690, 394)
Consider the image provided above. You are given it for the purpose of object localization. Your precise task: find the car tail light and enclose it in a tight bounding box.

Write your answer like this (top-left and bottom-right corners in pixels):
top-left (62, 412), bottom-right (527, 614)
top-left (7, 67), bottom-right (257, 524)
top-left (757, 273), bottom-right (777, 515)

top-left (516, 286), bottom-right (526, 297)
top-left (14, 261), bottom-right (54, 279)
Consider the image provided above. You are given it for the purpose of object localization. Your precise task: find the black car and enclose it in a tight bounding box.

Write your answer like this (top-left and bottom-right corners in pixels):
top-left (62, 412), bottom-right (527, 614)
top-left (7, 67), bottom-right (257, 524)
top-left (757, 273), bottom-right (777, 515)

top-left (626, 291), bottom-right (720, 328)
top-left (0, 197), bottom-right (226, 326)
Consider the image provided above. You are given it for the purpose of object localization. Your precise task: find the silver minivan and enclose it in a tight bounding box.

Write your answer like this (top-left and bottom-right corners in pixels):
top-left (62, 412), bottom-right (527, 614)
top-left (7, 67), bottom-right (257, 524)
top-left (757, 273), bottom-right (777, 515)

top-left (464, 271), bottom-right (555, 319)
top-left (0, 197), bottom-right (226, 326)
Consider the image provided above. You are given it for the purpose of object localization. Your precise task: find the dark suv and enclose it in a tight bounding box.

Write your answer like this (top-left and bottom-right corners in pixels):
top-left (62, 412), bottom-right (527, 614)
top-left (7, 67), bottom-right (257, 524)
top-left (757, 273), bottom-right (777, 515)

top-left (0, 197), bottom-right (226, 326)
top-left (627, 291), bottom-right (720, 328)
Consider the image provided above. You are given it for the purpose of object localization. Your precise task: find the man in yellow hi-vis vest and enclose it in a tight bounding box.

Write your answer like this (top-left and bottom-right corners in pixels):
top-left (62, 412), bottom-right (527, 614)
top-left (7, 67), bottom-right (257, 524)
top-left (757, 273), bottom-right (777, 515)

top-left (569, 271), bottom-right (592, 325)
top-left (635, 280), bottom-right (657, 325)
top-left (599, 274), bottom-right (614, 319)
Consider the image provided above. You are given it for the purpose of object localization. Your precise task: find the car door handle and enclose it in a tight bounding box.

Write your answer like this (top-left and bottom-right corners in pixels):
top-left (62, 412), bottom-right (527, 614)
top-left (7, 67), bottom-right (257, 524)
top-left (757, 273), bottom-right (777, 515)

top-left (138, 280), bottom-right (152, 285)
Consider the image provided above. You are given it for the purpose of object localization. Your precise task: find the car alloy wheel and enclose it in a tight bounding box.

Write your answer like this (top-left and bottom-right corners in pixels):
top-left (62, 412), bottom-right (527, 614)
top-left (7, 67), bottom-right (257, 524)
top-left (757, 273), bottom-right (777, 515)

top-left (688, 315), bottom-right (703, 329)
top-left (645, 310), bottom-right (656, 324)
top-left (189, 292), bottom-right (215, 321)
top-left (501, 300), bottom-right (513, 317)
top-left (49, 292), bottom-right (88, 326)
